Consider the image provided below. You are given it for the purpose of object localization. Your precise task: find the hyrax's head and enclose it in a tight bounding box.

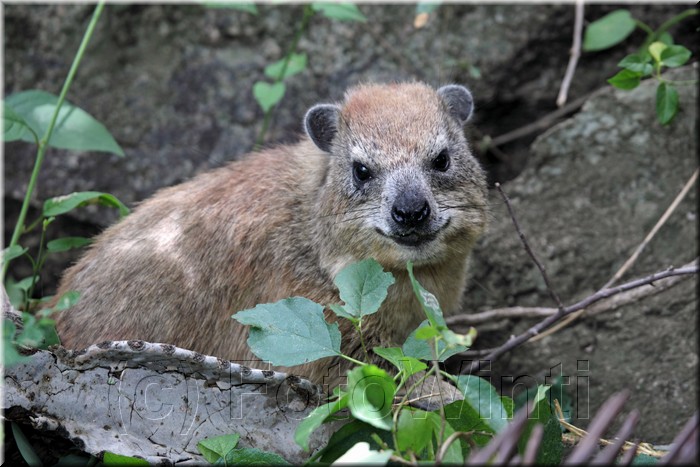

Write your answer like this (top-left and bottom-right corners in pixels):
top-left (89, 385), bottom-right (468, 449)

top-left (305, 82), bottom-right (488, 271)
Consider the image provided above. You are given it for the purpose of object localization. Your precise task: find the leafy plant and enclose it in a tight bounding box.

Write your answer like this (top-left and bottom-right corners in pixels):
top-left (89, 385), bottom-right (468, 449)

top-left (231, 258), bottom-right (562, 463)
top-left (2, 1), bottom-right (127, 368)
top-left (197, 433), bottom-right (290, 465)
top-left (583, 8), bottom-right (698, 125)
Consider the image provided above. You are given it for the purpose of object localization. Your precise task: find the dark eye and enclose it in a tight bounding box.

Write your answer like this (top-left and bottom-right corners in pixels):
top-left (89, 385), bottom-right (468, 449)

top-left (432, 149), bottom-right (450, 172)
top-left (353, 162), bottom-right (372, 184)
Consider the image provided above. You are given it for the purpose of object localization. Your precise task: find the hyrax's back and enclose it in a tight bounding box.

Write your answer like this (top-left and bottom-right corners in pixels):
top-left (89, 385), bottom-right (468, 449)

top-left (55, 83), bottom-right (488, 383)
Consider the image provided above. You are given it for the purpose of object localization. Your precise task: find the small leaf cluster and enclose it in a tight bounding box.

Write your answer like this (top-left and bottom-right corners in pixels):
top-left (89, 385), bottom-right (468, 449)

top-left (230, 259), bottom-right (565, 464)
top-left (197, 433), bottom-right (289, 465)
top-left (583, 8), bottom-right (697, 125)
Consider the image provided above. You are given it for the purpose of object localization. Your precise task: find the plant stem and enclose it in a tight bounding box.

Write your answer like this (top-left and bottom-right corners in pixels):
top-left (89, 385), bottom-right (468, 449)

top-left (2, 2), bottom-right (106, 282)
top-left (634, 19), bottom-right (654, 36)
top-left (642, 8), bottom-right (699, 49)
top-left (254, 5), bottom-right (314, 148)
top-left (340, 354), bottom-right (366, 366)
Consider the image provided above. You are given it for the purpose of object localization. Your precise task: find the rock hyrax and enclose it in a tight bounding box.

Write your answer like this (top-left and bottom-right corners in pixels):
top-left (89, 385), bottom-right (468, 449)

top-left (54, 82), bottom-right (488, 384)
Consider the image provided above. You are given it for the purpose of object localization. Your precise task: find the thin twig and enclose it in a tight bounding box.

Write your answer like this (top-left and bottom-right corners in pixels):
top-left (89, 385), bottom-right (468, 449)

top-left (462, 262), bottom-right (698, 374)
top-left (448, 261), bottom-right (693, 328)
top-left (436, 431), bottom-right (474, 464)
top-left (557, 0), bottom-right (584, 107)
top-left (496, 183), bottom-right (565, 311)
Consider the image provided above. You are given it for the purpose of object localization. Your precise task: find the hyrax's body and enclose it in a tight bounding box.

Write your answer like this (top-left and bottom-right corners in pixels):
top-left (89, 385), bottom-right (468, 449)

top-left (55, 83), bottom-right (488, 384)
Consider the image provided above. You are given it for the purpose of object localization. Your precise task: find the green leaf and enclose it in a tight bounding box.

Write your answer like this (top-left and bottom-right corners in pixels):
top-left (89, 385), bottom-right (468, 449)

top-left (4, 277), bottom-right (28, 310)
top-left (607, 69), bottom-right (642, 90)
top-left (328, 303), bottom-right (357, 322)
top-left (517, 386), bottom-right (563, 465)
top-left (233, 297), bottom-right (342, 366)
top-left (402, 320), bottom-right (467, 362)
top-left (656, 82), bottom-right (679, 125)
top-left (11, 423), bottom-right (43, 467)
top-left (295, 395), bottom-right (348, 451)
top-left (318, 420), bottom-right (392, 464)
top-left (396, 409), bottom-right (433, 453)
top-left (334, 258), bottom-right (395, 319)
top-left (648, 41), bottom-right (667, 63)
top-left (618, 53), bottom-right (653, 75)
top-left (264, 53), bottom-right (308, 80)
top-left (252, 81), bottom-right (286, 113)
top-left (406, 261), bottom-right (444, 327)
top-left (425, 411), bottom-right (462, 463)
top-left (660, 44), bottom-right (691, 68)
top-left (454, 374), bottom-right (509, 433)
top-left (202, 2), bottom-right (258, 14)
top-left (222, 448), bottom-right (290, 465)
top-left (442, 400), bottom-right (494, 449)
top-left (3, 102), bottom-right (39, 143)
top-left (5, 90), bottom-right (124, 156)
top-left (416, 2), bottom-right (441, 14)
top-left (583, 9), bottom-right (636, 52)
top-left (46, 236), bottom-right (92, 253)
top-left (53, 290), bottom-right (81, 311)
top-left (13, 276), bottom-right (36, 292)
top-left (657, 32), bottom-right (674, 46)
top-left (347, 365), bottom-right (396, 431)
top-left (372, 347), bottom-right (427, 377)
top-left (102, 451), bottom-right (150, 466)
top-left (197, 433), bottom-right (241, 463)
top-left (4, 244), bottom-right (28, 262)
top-left (312, 3), bottom-right (367, 22)
top-left (3, 320), bottom-right (27, 367)
top-left (43, 191), bottom-right (130, 217)
top-left (332, 442), bottom-right (392, 464)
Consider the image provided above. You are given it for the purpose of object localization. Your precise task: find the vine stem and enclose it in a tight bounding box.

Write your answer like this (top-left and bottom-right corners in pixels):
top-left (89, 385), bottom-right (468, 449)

top-left (2, 2), bottom-right (106, 282)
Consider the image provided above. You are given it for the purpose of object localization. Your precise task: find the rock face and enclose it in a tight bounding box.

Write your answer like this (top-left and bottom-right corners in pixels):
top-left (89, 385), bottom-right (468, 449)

top-left (459, 64), bottom-right (697, 442)
top-left (3, 3), bottom-right (698, 449)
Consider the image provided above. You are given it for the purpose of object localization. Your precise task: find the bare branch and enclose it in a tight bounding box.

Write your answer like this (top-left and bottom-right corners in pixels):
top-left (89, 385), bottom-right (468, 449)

top-left (461, 262), bottom-right (698, 374)
top-left (496, 183), bottom-right (565, 311)
top-left (557, 0), bottom-right (584, 107)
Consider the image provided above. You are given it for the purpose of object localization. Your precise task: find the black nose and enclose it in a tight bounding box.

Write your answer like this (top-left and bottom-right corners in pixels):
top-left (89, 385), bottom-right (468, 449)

top-left (392, 192), bottom-right (431, 228)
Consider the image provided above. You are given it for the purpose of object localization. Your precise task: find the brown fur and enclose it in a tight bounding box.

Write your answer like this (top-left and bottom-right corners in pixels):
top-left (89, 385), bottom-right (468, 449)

top-left (54, 83), bottom-right (488, 386)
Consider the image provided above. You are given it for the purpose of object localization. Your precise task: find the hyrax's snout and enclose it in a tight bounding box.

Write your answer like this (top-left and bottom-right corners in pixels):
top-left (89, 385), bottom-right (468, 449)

top-left (391, 190), bottom-right (431, 229)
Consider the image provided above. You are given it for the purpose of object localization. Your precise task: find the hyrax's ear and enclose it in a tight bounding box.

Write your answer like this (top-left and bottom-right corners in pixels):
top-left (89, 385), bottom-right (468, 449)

top-left (437, 85), bottom-right (474, 124)
top-left (304, 104), bottom-right (340, 153)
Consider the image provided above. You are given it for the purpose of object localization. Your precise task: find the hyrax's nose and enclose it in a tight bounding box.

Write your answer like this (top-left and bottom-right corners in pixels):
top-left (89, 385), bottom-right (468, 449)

top-left (391, 191), bottom-right (431, 228)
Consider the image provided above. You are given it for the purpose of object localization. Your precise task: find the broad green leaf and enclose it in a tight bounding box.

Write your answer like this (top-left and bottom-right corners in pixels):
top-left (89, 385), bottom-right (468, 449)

top-left (402, 320), bottom-right (467, 362)
top-left (222, 448), bottom-right (290, 465)
top-left (332, 441), bottom-right (392, 464)
top-left (425, 411), bottom-right (462, 463)
top-left (347, 365), bottom-right (396, 431)
top-left (197, 433), bottom-right (241, 463)
top-left (202, 2), bottom-right (258, 14)
top-left (3, 320), bottom-right (27, 366)
top-left (3, 103), bottom-right (39, 143)
top-left (233, 297), bottom-right (342, 366)
top-left (618, 53), bottom-right (653, 75)
top-left (396, 409), bottom-right (433, 453)
top-left (656, 82), bottom-right (679, 125)
top-left (406, 261), bottom-right (444, 327)
top-left (442, 400), bottom-right (495, 449)
top-left (660, 45), bottom-right (691, 68)
top-left (295, 395), bottom-right (348, 451)
top-left (607, 69), bottom-right (642, 90)
top-left (4, 244), bottom-right (28, 262)
top-left (4, 277), bottom-right (26, 310)
top-left (583, 10), bottom-right (636, 52)
top-left (416, 2), bottom-right (441, 14)
top-left (371, 347), bottom-right (427, 377)
top-left (329, 303), bottom-right (357, 321)
top-left (333, 258), bottom-right (395, 318)
top-left (312, 3), bottom-right (367, 22)
top-left (5, 90), bottom-right (124, 156)
top-left (46, 236), bottom-right (91, 253)
top-left (415, 324), bottom-right (440, 340)
top-left (264, 53), bottom-right (308, 80)
top-left (454, 374), bottom-right (509, 433)
top-left (517, 386), bottom-right (563, 465)
top-left (53, 290), bottom-right (81, 311)
top-left (11, 423), bottom-right (43, 466)
top-left (648, 41), bottom-right (667, 63)
top-left (43, 191), bottom-right (129, 218)
top-left (657, 32), bottom-right (674, 46)
top-left (16, 312), bottom-right (44, 347)
top-left (318, 420), bottom-right (392, 464)
top-left (13, 276), bottom-right (35, 292)
top-left (253, 81), bottom-right (286, 113)
top-left (102, 452), bottom-right (150, 466)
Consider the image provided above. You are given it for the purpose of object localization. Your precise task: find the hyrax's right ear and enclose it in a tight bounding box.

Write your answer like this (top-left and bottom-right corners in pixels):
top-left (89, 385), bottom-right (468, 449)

top-left (437, 85), bottom-right (474, 124)
top-left (304, 104), bottom-right (340, 153)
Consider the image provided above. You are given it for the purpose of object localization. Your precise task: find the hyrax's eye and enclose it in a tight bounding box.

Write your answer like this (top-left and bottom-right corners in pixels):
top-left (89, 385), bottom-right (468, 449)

top-left (353, 162), bottom-right (372, 184)
top-left (432, 149), bottom-right (450, 172)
